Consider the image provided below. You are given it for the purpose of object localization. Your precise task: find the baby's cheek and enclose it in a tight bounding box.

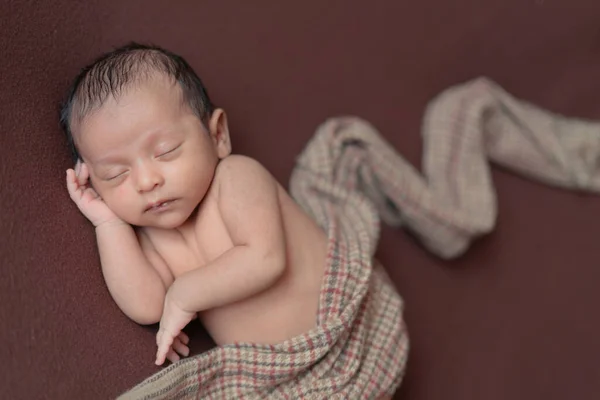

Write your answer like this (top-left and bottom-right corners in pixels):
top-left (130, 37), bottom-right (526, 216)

top-left (115, 185), bottom-right (133, 204)
top-left (105, 186), bottom-right (129, 208)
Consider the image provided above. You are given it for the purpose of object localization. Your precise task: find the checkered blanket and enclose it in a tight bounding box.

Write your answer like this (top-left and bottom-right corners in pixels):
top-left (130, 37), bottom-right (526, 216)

top-left (119, 77), bottom-right (600, 399)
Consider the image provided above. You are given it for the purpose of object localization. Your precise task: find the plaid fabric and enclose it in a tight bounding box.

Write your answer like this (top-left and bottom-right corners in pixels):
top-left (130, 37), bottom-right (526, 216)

top-left (119, 77), bottom-right (600, 399)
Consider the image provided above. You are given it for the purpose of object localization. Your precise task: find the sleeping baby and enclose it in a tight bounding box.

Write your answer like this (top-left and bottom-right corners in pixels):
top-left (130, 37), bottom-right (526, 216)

top-left (61, 43), bottom-right (401, 400)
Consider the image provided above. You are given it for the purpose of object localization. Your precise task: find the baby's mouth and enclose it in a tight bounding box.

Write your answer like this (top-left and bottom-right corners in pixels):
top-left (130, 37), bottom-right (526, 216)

top-left (145, 198), bottom-right (176, 212)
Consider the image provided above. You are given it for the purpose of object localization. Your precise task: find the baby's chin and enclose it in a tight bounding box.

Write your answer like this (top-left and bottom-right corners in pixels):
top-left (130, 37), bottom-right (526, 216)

top-left (125, 211), bottom-right (194, 230)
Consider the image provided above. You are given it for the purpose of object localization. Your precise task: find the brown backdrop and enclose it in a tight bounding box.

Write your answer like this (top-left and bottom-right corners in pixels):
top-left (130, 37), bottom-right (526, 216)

top-left (2, 1), bottom-right (600, 399)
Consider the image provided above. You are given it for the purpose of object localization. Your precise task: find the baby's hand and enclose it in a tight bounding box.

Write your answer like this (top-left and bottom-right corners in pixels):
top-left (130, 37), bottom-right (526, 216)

top-left (66, 161), bottom-right (121, 227)
top-left (155, 289), bottom-right (196, 366)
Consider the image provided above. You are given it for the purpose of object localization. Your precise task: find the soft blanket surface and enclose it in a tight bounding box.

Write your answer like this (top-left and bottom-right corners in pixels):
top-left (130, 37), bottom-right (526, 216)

top-left (119, 77), bottom-right (600, 399)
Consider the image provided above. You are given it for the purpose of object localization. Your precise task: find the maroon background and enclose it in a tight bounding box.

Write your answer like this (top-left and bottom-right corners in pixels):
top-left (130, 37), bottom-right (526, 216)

top-left (2, 1), bottom-right (600, 398)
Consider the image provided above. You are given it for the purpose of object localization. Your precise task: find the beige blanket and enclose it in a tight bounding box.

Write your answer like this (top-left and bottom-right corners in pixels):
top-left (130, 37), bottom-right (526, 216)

top-left (119, 77), bottom-right (600, 399)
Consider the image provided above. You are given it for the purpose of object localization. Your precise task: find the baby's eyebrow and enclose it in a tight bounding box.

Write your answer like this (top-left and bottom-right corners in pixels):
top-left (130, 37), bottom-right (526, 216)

top-left (92, 155), bottom-right (126, 166)
top-left (146, 127), bottom-right (179, 141)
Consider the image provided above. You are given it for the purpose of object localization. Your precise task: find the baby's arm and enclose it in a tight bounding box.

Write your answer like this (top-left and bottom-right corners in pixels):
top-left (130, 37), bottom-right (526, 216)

top-left (169, 155), bottom-right (287, 312)
top-left (68, 162), bottom-right (189, 364)
top-left (96, 222), bottom-right (169, 325)
top-left (155, 156), bottom-right (286, 363)
top-left (66, 161), bottom-right (168, 325)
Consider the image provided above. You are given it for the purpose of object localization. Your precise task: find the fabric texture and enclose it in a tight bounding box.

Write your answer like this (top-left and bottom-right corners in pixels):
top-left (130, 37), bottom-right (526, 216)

top-left (119, 77), bottom-right (600, 399)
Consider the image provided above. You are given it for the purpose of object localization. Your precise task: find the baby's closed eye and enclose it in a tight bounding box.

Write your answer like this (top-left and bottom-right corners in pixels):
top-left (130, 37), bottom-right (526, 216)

top-left (107, 170), bottom-right (128, 180)
top-left (94, 166), bottom-right (128, 182)
top-left (155, 143), bottom-right (182, 159)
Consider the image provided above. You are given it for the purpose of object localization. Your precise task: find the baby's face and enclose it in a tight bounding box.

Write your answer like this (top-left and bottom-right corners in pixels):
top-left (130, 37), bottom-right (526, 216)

top-left (75, 77), bottom-right (228, 229)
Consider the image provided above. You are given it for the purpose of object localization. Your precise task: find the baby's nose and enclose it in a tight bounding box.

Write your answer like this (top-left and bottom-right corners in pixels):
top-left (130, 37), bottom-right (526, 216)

top-left (135, 164), bottom-right (164, 192)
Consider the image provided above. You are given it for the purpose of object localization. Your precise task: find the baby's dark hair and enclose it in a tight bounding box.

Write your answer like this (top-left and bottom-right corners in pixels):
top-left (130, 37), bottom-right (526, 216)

top-left (59, 42), bottom-right (215, 162)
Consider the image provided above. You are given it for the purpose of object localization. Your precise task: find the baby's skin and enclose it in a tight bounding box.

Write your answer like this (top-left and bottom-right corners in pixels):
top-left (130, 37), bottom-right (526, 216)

top-left (66, 74), bottom-right (328, 366)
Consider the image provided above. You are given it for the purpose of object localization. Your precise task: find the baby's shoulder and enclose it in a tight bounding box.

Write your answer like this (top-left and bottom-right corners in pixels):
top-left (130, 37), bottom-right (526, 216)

top-left (215, 155), bottom-right (274, 183)
top-left (216, 154), bottom-right (266, 173)
top-left (213, 155), bottom-right (280, 206)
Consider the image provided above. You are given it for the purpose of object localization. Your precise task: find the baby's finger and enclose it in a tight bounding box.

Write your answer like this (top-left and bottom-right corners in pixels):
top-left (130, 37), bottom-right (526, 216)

top-left (66, 170), bottom-right (81, 198)
top-left (172, 337), bottom-right (190, 357)
top-left (155, 346), bottom-right (167, 366)
top-left (177, 331), bottom-right (190, 345)
top-left (83, 187), bottom-right (100, 200)
top-left (155, 331), bottom-right (175, 365)
top-left (166, 349), bottom-right (181, 364)
top-left (77, 162), bottom-right (90, 186)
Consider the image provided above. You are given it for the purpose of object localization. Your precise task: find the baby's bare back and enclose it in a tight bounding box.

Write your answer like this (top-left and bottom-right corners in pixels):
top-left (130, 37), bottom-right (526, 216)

top-left (144, 179), bottom-right (327, 345)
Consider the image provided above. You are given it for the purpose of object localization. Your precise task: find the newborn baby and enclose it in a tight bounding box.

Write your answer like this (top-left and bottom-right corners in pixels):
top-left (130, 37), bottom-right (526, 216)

top-left (61, 43), bottom-right (328, 366)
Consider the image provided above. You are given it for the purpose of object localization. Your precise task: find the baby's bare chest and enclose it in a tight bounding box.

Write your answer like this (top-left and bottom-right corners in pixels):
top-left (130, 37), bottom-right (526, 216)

top-left (145, 206), bottom-right (233, 278)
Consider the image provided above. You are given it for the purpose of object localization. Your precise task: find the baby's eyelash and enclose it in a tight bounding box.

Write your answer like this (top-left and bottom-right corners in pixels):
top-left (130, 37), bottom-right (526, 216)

top-left (158, 144), bottom-right (181, 157)
top-left (107, 171), bottom-right (126, 180)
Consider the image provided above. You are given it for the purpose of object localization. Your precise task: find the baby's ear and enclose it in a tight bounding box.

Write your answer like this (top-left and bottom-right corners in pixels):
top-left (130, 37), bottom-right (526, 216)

top-left (209, 108), bottom-right (232, 158)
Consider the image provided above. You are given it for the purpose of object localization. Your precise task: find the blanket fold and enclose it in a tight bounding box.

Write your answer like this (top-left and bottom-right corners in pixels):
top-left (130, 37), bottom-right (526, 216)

top-left (119, 77), bottom-right (600, 399)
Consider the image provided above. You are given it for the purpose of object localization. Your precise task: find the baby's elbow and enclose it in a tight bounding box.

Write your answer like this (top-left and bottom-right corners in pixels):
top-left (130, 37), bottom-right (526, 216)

top-left (264, 248), bottom-right (286, 282)
top-left (125, 301), bottom-right (163, 326)
top-left (131, 312), bottom-right (161, 326)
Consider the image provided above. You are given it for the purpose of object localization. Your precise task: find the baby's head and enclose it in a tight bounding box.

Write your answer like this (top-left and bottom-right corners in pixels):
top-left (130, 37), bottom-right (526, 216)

top-left (60, 43), bottom-right (232, 229)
